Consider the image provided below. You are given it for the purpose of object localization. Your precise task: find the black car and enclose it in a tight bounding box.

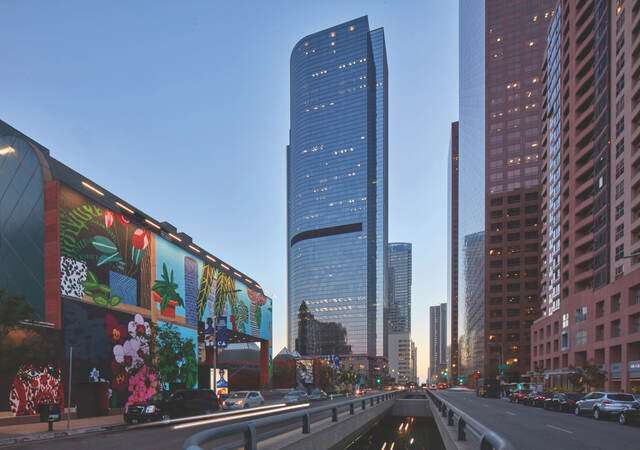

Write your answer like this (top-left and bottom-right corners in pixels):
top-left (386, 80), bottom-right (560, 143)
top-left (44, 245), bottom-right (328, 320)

top-left (618, 403), bottom-right (640, 425)
top-left (124, 389), bottom-right (219, 424)
top-left (544, 393), bottom-right (584, 412)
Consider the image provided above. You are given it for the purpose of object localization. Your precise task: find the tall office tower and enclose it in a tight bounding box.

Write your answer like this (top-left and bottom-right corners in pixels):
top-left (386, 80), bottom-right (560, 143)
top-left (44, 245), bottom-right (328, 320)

top-left (481, 0), bottom-right (556, 381)
top-left (287, 17), bottom-right (388, 360)
top-left (389, 332), bottom-right (412, 384)
top-left (448, 121), bottom-right (460, 382)
top-left (533, 0), bottom-right (640, 394)
top-left (439, 302), bottom-right (448, 367)
top-left (458, 0), bottom-right (486, 384)
top-left (388, 243), bottom-right (412, 334)
top-left (429, 305), bottom-right (441, 380)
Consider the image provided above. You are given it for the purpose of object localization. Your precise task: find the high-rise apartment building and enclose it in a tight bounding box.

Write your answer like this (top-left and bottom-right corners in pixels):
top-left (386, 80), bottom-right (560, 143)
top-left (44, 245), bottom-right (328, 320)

top-left (429, 302), bottom-right (447, 380)
top-left (287, 17), bottom-right (388, 360)
top-left (533, 0), bottom-right (640, 394)
top-left (482, 0), bottom-right (555, 381)
top-left (388, 243), bottom-right (412, 333)
top-left (448, 121), bottom-right (460, 382)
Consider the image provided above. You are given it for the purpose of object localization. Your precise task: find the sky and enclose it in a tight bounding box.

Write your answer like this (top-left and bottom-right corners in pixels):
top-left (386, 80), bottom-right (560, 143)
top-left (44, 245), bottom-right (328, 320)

top-left (0, 0), bottom-right (458, 382)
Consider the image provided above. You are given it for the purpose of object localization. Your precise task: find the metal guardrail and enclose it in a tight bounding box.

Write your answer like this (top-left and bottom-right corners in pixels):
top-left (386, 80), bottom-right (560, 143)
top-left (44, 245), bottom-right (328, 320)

top-left (427, 390), bottom-right (514, 450)
top-left (182, 391), bottom-right (396, 450)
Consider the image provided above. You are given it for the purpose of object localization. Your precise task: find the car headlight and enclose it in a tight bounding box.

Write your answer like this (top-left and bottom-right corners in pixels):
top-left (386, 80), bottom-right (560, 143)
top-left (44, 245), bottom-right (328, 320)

top-left (236, 400), bottom-right (243, 405)
top-left (145, 405), bottom-right (156, 413)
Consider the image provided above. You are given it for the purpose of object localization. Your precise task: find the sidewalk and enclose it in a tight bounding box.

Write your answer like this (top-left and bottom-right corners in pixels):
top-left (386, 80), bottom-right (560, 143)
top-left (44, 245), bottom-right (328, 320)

top-left (0, 415), bottom-right (125, 447)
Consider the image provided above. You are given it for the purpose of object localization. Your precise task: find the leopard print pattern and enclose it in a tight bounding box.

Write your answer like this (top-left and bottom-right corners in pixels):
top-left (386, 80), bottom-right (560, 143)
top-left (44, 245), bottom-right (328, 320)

top-left (60, 256), bottom-right (87, 299)
top-left (9, 365), bottom-right (65, 416)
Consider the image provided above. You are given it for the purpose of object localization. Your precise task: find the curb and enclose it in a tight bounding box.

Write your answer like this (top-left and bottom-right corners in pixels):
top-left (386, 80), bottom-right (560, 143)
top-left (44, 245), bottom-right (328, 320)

top-left (0, 423), bottom-right (127, 447)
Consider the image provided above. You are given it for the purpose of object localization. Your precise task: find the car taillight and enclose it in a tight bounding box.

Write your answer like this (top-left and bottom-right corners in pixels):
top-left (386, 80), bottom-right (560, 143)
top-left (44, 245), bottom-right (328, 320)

top-left (601, 400), bottom-right (611, 404)
top-left (236, 399), bottom-right (243, 405)
top-left (567, 400), bottom-right (575, 405)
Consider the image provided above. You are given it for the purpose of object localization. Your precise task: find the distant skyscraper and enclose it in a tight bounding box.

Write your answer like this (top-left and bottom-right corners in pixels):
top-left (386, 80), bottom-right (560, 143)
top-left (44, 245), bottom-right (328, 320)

top-left (429, 302), bottom-right (447, 380)
top-left (287, 16), bottom-right (388, 358)
top-left (447, 121), bottom-right (459, 380)
top-left (388, 243), bottom-right (412, 334)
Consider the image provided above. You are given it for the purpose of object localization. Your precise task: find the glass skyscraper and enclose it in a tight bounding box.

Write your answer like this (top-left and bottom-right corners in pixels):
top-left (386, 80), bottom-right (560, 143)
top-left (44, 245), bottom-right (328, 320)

top-left (287, 16), bottom-right (388, 358)
top-left (388, 243), bottom-right (411, 334)
top-left (458, 0), bottom-right (485, 380)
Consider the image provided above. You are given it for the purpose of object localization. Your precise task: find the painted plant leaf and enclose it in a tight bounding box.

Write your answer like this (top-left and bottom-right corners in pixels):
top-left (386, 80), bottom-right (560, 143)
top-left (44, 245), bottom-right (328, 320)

top-left (97, 252), bottom-right (123, 267)
top-left (109, 295), bottom-right (121, 306)
top-left (254, 303), bottom-right (262, 328)
top-left (93, 295), bottom-right (109, 307)
top-left (92, 236), bottom-right (118, 254)
top-left (196, 264), bottom-right (215, 320)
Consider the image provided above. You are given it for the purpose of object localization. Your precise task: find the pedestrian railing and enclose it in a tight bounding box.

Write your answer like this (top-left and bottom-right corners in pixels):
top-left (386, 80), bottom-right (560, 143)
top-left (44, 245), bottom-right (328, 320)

top-left (182, 391), bottom-right (396, 450)
top-left (427, 390), bottom-right (514, 450)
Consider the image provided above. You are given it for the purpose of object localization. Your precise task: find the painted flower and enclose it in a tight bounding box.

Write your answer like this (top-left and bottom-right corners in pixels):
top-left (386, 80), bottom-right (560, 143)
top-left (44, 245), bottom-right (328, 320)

top-left (114, 338), bottom-right (143, 371)
top-left (247, 288), bottom-right (268, 306)
top-left (128, 314), bottom-right (150, 338)
top-left (131, 228), bottom-right (149, 250)
top-left (104, 210), bottom-right (114, 228)
top-left (230, 315), bottom-right (238, 332)
top-left (125, 365), bottom-right (157, 407)
top-left (105, 314), bottom-right (127, 344)
top-left (110, 362), bottom-right (128, 393)
top-left (116, 213), bottom-right (130, 226)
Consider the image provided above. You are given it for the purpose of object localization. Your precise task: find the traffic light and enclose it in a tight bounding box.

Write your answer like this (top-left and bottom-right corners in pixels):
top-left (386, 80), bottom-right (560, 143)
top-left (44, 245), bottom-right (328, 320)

top-left (376, 378), bottom-right (381, 384)
top-left (443, 370), bottom-right (448, 377)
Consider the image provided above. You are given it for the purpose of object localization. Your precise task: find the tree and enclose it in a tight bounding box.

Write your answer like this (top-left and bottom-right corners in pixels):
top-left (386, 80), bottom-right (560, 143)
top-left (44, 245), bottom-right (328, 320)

top-left (0, 290), bottom-right (55, 380)
top-left (568, 360), bottom-right (607, 391)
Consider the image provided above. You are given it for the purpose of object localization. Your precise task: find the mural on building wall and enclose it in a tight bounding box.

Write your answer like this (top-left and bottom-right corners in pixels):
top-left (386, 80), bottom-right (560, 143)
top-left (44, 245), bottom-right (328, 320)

top-left (154, 236), bottom-right (272, 341)
top-left (59, 187), bottom-right (151, 308)
top-left (8, 365), bottom-right (64, 416)
top-left (156, 321), bottom-right (198, 390)
top-left (62, 299), bottom-right (155, 408)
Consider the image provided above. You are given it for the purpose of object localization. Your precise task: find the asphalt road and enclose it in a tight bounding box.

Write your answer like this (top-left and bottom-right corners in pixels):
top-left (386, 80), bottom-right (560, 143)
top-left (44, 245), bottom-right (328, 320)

top-left (437, 389), bottom-right (640, 450)
top-left (8, 396), bottom-right (359, 449)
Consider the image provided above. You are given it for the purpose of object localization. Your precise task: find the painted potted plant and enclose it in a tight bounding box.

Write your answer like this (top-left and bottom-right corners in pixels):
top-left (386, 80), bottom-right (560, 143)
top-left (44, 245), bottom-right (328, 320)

top-left (152, 263), bottom-right (184, 318)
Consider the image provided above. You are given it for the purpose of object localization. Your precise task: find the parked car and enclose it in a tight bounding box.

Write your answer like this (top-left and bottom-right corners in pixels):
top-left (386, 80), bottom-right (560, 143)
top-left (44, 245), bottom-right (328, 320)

top-left (522, 391), bottom-right (539, 406)
top-left (575, 392), bottom-right (638, 420)
top-left (544, 392), bottom-right (585, 412)
top-left (618, 402), bottom-right (640, 425)
top-left (308, 389), bottom-right (328, 401)
top-left (124, 389), bottom-right (219, 424)
top-left (509, 389), bottom-right (530, 403)
top-left (222, 391), bottom-right (264, 410)
top-left (530, 391), bottom-right (552, 407)
top-left (283, 390), bottom-right (309, 405)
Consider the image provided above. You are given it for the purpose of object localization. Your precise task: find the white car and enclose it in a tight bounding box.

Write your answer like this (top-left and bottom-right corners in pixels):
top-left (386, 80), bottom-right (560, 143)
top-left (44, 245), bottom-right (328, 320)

top-left (222, 391), bottom-right (265, 410)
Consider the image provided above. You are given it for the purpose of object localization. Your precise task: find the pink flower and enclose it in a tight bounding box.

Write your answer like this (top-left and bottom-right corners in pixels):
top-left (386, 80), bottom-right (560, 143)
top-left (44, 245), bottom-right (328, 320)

top-left (105, 210), bottom-right (114, 228)
top-left (131, 228), bottom-right (149, 250)
top-left (125, 366), bottom-right (157, 407)
top-left (116, 213), bottom-right (130, 226)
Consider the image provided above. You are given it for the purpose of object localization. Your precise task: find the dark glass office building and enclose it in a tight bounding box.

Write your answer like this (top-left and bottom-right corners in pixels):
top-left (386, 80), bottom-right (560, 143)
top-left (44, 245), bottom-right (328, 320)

top-left (287, 16), bottom-right (388, 359)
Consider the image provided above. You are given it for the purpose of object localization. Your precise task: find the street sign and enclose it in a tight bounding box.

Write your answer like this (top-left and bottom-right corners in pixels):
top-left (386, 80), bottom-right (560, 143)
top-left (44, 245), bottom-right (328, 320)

top-left (216, 316), bottom-right (227, 348)
top-left (498, 364), bottom-right (510, 370)
top-left (500, 373), bottom-right (506, 381)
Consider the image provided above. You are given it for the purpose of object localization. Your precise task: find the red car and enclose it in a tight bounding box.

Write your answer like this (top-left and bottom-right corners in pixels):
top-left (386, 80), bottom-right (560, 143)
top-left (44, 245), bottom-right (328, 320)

top-left (509, 389), bottom-right (531, 403)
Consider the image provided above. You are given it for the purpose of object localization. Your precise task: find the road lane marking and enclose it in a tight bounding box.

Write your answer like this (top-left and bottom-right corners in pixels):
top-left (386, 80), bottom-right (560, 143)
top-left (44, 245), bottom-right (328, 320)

top-left (546, 424), bottom-right (573, 434)
top-left (505, 411), bottom-right (516, 415)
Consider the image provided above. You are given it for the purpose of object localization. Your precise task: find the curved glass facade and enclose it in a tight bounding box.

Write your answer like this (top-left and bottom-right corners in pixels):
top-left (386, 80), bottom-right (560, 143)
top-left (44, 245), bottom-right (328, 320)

top-left (287, 16), bottom-right (387, 357)
top-left (0, 133), bottom-right (45, 317)
top-left (458, 0), bottom-right (485, 379)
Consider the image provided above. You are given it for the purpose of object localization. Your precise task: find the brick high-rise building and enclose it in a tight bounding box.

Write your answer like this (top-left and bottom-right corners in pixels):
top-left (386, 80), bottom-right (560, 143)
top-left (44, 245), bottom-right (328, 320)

top-left (533, 0), bottom-right (640, 393)
top-left (483, 0), bottom-right (556, 381)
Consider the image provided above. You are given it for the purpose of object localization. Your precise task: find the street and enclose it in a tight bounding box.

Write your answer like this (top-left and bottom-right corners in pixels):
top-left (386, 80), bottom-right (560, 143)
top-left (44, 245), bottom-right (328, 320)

top-left (7, 397), bottom-right (350, 449)
top-left (437, 389), bottom-right (640, 450)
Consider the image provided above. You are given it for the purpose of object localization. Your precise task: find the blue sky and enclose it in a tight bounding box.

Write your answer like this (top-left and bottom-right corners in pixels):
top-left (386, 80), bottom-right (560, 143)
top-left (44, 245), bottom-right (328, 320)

top-left (1, 0), bottom-right (458, 381)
